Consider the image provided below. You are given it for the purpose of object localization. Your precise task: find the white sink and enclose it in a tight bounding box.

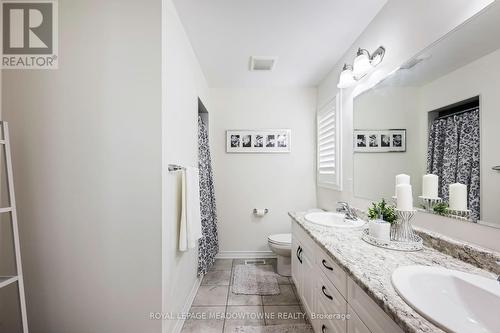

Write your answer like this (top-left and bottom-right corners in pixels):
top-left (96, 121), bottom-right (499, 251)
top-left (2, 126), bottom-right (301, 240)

top-left (304, 212), bottom-right (365, 228)
top-left (392, 265), bottom-right (500, 333)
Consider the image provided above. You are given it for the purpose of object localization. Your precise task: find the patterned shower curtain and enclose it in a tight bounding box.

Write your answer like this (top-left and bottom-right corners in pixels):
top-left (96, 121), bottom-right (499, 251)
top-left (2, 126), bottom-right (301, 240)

top-left (197, 116), bottom-right (219, 275)
top-left (427, 109), bottom-right (480, 221)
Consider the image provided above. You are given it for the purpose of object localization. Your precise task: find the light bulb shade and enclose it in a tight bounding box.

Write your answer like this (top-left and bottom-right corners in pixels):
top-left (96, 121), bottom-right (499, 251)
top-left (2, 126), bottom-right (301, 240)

top-left (337, 65), bottom-right (356, 89)
top-left (353, 49), bottom-right (373, 78)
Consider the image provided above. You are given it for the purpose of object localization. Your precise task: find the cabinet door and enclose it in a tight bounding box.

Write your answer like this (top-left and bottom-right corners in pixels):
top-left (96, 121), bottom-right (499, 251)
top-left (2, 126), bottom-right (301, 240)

top-left (347, 277), bottom-right (403, 333)
top-left (347, 305), bottom-right (370, 333)
top-left (300, 244), bottom-right (315, 317)
top-left (291, 235), bottom-right (302, 290)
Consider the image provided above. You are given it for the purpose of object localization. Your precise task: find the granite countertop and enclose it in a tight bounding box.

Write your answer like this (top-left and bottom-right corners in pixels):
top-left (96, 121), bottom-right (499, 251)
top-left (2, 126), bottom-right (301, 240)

top-left (289, 210), bottom-right (498, 333)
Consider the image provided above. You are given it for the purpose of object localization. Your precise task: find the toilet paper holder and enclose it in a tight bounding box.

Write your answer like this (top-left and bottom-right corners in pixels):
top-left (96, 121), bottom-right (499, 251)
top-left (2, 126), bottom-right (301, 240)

top-left (253, 208), bottom-right (269, 215)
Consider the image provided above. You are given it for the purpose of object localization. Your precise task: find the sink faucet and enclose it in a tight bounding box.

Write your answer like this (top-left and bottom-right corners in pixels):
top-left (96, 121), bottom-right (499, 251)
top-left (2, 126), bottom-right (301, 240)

top-left (337, 201), bottom-right (358, 221)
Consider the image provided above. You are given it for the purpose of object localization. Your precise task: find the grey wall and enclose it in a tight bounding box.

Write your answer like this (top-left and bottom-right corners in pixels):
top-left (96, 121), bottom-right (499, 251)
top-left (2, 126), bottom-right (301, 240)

top-left (1, 1), bottom-right (163, 332)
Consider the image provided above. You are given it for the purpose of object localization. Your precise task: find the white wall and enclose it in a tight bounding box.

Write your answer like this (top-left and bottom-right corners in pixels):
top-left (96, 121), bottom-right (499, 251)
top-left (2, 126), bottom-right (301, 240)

top-left (419, 47), bottom-right (500, 224)
top-left (210, 88), bottom-right (317, 255)
top-left (164, 0), bottom-right (210, 331)
top-left (1, 1), bottom-right (163, 332)
top-left (316, 0), bottom-right (500, 251)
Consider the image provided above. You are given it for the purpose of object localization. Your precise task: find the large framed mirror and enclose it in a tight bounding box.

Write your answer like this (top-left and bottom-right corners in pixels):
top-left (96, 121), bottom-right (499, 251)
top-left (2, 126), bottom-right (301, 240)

top-left (353, 2), bottom-right (500, 227)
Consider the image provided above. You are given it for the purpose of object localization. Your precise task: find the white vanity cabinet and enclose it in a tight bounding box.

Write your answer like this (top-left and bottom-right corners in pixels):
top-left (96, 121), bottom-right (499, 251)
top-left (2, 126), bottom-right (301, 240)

top-left (292, 222), bottom-right (403, 333)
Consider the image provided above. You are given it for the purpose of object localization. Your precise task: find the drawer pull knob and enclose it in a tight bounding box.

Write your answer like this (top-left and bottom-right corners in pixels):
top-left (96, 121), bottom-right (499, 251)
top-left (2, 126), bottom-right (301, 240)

top-left (321, 286), bottom-right (333, 300)
top-left (322, 324), bottom-right (327, 333)
top-left (296, 246), bottom-right (303, 264)
top-left (322, 259), bottom-right (333, 271)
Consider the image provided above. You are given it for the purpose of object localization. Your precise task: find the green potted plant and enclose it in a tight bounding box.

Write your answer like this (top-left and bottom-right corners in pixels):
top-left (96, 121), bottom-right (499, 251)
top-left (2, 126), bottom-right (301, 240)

top-left (432, 202), bottom-right (449, 216)
top-left (367, 198), bottom-right (397, 224)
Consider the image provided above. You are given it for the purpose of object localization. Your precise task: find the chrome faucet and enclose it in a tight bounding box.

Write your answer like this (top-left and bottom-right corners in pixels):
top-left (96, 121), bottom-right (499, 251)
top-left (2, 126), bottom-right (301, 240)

top-left (337, 201), bottom-right (358, 221)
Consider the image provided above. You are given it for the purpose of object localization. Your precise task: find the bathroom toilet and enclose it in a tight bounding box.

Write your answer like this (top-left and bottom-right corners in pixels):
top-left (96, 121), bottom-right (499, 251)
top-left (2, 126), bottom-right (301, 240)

top-left (267, 233), bottom-right (292, 276)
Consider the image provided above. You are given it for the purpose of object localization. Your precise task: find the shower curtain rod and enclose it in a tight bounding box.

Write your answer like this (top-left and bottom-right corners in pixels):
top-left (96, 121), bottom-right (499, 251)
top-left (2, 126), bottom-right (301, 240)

top-left (437, 106), bottom-right (479, 119)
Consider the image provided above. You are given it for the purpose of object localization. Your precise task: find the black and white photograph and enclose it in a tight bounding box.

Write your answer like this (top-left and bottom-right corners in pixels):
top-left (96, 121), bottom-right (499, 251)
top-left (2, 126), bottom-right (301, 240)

top-left (242, 135), bottom-right (252, 147)
top-left (277, 134), bottom-right (288, 148)
top-left (354, 129), bottom-right (406, 152)
top-left (369, 134), bottom-right (379, 147)
top-left (254, 135), bottom-right (263, 147)
top-left (266, 135), bottom-right (275, 147)
top-left (381, 134), bottom-right (391, 147)
top-left (356, 134), bottom-right (366, 147)
top-left (230, 135), bottom-right (240, 148)
top-left (392, 134), bottom-right (402, 147)
top-left (226, 129), bottom-right (291, 153)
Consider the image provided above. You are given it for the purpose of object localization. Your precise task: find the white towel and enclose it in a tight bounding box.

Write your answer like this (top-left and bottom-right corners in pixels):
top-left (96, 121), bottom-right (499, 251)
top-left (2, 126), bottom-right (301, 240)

top-left (179, 167), bottom-right (203, 251)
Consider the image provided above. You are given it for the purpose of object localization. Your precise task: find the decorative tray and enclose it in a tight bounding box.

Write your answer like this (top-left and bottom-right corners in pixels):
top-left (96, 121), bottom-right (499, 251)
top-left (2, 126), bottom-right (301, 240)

top-left (361, 229), bottom-right (423, 252)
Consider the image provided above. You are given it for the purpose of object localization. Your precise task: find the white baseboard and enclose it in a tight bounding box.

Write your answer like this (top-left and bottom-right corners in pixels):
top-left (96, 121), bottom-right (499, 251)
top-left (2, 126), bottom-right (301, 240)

top-left (216, 251), bottom-right (277, 259)
top-left (171, 276), bottom-right (202, 333)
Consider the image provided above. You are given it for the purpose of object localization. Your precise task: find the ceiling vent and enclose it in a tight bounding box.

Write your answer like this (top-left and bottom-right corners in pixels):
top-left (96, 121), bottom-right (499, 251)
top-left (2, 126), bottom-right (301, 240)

top-left (249, 56), bottom-right (277, 71)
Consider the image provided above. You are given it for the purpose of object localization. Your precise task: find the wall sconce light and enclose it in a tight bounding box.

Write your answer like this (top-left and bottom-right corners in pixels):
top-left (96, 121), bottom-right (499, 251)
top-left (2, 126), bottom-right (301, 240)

top-left (337, 64), bottom-right (356, 89)
top-left (337, 46), bottom-right (386, 89)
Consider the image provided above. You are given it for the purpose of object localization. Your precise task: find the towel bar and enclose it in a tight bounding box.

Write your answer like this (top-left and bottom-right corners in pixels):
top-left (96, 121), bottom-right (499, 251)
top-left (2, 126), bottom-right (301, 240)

top-left (168, 164), bottom-right (185, 172)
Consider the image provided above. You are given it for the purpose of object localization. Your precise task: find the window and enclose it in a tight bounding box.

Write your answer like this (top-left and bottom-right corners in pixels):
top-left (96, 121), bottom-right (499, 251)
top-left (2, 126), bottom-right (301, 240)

top-left (317, 96), bottom-right (341, 190)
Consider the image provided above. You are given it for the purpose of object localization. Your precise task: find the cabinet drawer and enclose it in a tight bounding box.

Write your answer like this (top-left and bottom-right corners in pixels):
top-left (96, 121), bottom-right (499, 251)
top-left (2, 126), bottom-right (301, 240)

top-left (316, 270), bottom-right (347, 315)
top-left (347, 304), bottom-right (370, 333)
top-left (347, 277), bottom-right (403, 333)
top-left (315, 271), bottom-right (347, 333)
top-left (315, 297), bottom-right (347, 333)
top-left (316, 246), bottom-right (347, 299)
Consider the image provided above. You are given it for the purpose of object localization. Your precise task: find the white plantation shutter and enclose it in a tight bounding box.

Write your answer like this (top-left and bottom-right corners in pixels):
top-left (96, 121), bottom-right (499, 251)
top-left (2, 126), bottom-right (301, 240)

top-left (317, 96), bottom-right (341, 190)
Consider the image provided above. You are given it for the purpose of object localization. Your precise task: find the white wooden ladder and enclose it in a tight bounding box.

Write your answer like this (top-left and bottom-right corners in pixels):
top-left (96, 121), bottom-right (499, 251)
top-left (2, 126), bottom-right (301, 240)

top-left (0, 122), bottom-right (28, 332)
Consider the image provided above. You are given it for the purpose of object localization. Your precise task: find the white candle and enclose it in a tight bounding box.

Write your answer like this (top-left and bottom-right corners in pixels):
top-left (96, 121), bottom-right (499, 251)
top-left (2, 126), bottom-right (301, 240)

top-left (449, 183), bottom-right (467, 211)
top-left (422, 174), bottom-right (439, 198)
top-left (395, 174), bottom-right (410, 197)
top-left (396, 184), bottom-right (413, 211)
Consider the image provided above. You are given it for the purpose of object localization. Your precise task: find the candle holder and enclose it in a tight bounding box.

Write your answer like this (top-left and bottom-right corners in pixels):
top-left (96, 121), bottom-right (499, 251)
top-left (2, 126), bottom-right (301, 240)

top-left (446, 209), bottom-right (470, 221)
top-left (418, 196), bottom-right (442, 212)
top-left (392, 209), bottom-right (418, 242)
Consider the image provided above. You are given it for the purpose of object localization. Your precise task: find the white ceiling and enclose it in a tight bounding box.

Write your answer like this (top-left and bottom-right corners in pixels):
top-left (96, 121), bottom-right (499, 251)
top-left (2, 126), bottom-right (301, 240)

top-left (173, 0), bottom-right (387, 88)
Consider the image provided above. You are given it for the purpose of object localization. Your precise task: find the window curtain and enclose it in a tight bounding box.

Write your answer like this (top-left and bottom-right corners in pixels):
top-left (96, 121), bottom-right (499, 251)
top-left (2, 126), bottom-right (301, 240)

top-left (197, 116), bottom-right (219, 275)
top-left (427, 109), bottom-right (480, 221)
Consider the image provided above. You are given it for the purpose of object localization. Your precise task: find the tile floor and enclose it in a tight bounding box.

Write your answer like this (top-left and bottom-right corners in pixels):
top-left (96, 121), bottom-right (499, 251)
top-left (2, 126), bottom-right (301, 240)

top-left (181, 258), bottom-right (308, 333)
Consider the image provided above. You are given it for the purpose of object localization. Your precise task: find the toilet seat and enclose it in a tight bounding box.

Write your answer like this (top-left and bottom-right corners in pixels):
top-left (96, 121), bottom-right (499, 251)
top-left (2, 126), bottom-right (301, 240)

top-left (268, 233), bottom-right (291, 246)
